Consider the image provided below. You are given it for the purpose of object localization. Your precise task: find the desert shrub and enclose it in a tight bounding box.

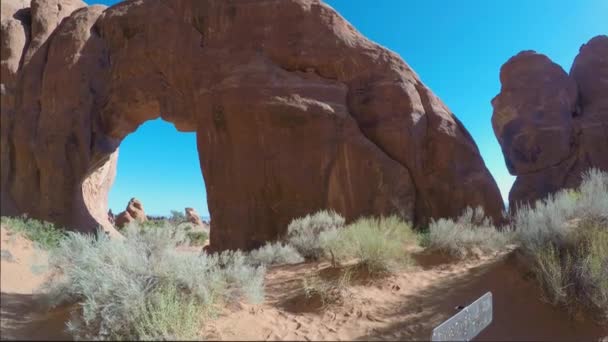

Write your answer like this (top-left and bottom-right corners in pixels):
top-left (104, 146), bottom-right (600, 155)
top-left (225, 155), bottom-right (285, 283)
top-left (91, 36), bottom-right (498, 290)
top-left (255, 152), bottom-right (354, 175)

top-left (576, 168), bottom-right (608, 220)
top-left (515, 169), bottom-right (608, 321)
top-left (515, 168), bottom-right (608, 251)
top-left (248, 242), bottom-right (304, 266)
top-left (286, 210), bottom-right (344, 260)
top-left (45, 224), bottom-right (265, 340)
top-left (128, 220), bottom-right (210, 248)
top-left (325, 216), bottom-right (416, 274)
top-left (427, 207), bottom-right (513, 258)
top-left (186, 231), bottom-right (209, 246)
top-left (533, 243), bottom-right (572, 305)
top-left (0, 215), bottom-right (66, 250)
top-left (169, 210), bottom-right (187, 224)
top-left (302, 270), bottom-right (351, 307)
top-left (576, 225), bottom-right (608, 319)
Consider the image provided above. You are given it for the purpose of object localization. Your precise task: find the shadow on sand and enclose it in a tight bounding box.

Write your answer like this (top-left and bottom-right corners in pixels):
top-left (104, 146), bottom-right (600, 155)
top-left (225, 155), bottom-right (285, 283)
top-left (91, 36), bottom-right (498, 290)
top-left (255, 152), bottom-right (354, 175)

top-left (355, 252), bottom-right (607, 341)
top-left (1, 292), bottom-right (71, 341)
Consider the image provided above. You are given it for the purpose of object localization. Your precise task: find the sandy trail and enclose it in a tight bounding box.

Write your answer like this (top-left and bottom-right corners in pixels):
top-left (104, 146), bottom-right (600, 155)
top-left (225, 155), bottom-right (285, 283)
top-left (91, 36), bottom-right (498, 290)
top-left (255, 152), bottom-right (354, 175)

top-left (1, 225), bottom-right (606, 341)
top-left (204, 250), bottom-right (607, 341)
top-left (0, 226), bottom-right (71, 341)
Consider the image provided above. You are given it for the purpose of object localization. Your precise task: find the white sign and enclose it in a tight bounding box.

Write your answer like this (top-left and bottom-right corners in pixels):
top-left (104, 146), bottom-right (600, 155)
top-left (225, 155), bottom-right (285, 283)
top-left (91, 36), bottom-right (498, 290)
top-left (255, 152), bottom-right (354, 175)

top-left (431, 292), bottom-right (493, 341)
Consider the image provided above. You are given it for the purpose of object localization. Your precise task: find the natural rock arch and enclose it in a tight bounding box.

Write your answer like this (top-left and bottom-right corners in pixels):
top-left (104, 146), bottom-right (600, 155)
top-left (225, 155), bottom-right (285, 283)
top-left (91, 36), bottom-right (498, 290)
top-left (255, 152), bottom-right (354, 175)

top-left (1, 0), bottom-right (504, 251)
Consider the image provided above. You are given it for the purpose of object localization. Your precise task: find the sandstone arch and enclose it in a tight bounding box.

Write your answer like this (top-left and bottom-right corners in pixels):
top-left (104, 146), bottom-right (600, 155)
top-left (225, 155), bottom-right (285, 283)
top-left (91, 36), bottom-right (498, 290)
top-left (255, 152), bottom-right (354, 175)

top-left (1, 0), bottom-right (504, 251)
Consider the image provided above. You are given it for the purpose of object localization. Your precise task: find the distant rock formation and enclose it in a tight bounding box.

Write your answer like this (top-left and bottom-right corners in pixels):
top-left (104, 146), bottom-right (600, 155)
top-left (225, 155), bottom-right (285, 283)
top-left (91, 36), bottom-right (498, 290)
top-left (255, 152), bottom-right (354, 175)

top-left (492, 35), bottom-right (608, 207)
top-left (185, 207), bottom-right (203, 226)
top-left (115, 198), bottom-right (147, 228)
top-left (1, 0), bottom-right (503, 251)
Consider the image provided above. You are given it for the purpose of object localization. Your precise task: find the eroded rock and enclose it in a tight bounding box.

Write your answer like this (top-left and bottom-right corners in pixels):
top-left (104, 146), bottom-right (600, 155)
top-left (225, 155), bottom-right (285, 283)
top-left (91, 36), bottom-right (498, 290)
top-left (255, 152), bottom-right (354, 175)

top-left (1, 0), bottom-right (504, 250)
top-left (492, 35), bottom-right (608, 207)
top-left (115, 198), bottom-right (147, 228)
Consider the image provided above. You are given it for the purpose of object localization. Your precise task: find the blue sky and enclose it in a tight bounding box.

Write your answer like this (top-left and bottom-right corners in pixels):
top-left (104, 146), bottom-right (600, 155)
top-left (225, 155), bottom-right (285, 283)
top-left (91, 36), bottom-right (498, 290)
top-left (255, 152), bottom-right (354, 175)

top-left (92, 0), bottom-right (607, 217)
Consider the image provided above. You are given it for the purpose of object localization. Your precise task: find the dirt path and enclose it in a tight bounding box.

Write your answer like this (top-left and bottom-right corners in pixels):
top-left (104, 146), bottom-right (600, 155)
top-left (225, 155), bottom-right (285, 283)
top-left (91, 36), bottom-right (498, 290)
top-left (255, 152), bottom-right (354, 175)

top-left (0, 226), bottom-right (70, 341)
top-left (204, 250), bottom-right (607, 341)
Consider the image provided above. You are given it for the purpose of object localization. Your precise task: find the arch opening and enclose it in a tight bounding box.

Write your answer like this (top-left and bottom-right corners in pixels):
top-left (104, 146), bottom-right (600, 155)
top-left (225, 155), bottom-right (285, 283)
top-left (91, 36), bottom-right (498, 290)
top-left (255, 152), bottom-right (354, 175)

top-left (108, 118), bottom-right (209, 227)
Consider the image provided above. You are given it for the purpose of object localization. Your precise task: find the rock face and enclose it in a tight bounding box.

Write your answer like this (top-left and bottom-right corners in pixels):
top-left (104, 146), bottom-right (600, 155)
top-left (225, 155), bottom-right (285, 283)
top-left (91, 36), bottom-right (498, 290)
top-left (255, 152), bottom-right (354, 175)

top-left (115, 198), bottom-right (147, 228)
top-left (492, 35), bottom-right (608, 207)
top-left (1, 0), bottom-right (503, 251)
top-left (185, 207), bottom-right (203, 226)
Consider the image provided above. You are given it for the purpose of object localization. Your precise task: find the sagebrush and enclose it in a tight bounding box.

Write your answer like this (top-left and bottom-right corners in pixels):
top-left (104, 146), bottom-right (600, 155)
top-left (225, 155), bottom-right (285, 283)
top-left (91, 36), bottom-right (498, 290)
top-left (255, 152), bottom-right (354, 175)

top-left (0, 215), bottom-right (66, 250)
top-left (286, 210), bottom-right (344, 260)
top-left (325, 216), bottom-right (416, 273)
top-left (515, 168), bottom-right (608, 321)
top-left (45, 224), bottom-right (265, 340)
top-left (427, 206), bottom-right (513, 258)
top-left (248, 241), bottom-right (304, 266)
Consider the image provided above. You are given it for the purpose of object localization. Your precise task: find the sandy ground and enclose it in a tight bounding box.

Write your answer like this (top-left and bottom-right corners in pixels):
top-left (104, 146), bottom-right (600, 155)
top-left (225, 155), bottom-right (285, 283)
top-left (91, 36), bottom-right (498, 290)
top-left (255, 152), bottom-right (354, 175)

top-left (0, 226), bottom-right (71, 341)
top-left (203, 249), bottom-right (607, 341)
top-left (1, 225), bottom-right (606, 341)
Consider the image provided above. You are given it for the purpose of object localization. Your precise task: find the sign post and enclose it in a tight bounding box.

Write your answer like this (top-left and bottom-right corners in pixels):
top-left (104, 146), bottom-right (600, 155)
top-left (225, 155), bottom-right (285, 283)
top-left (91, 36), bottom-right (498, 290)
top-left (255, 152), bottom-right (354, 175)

top-left (431, 292), bottom-right (493, 341)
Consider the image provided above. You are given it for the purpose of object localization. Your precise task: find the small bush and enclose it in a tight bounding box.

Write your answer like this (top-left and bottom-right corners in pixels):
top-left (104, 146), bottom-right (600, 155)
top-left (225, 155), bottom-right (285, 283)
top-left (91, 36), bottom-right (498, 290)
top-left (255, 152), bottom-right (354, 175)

top-left (302, 270), bottom-right (351, 308)
top-left (286, 210), bottom-right (344, 260)
top-left (0, 216), bottom-right (66, 250)
top-left (45, 224), bottom-right (265, 340)
top-left (576, 225), bottom-right (608, 319)
top-left (325, 216), bottom-right (416, 274)
top-left (515, 168), bottom-right (608, 321)
top-left (533, 243), bottom-right (572, 306)
top-left (186, 231), bottom-right (209, 246)
top-left (169, 210), bottom-right (187, 224)
top-left (428, 207), bottom-right (513, 258)
top-left (248, 242), bottom-right (304, 266)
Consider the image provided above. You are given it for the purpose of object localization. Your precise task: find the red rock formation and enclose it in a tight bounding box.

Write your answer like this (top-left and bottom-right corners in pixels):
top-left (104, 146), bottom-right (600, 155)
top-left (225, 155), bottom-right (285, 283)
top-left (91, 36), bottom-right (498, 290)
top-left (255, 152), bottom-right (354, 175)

top-left (1, 0), bottom-right (503, 250)
top-left (114, 198), bottom-right (147, 228)
top-left (185, 207), bottom-right (203, 226)
top-left (492, 35), bottom-right (608, 207)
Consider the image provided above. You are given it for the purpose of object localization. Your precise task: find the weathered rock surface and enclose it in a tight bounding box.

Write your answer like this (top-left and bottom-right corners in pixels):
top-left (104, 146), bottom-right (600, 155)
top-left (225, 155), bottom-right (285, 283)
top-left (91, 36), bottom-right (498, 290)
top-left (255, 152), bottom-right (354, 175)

top-left (492, 35), bottom-right (608, 207)
top-left (1, 0), bottom-right (503, 251)
top-left (115, 198), bottom-right (147, 228)
top-left (185, 207), bottom-right (203, 226)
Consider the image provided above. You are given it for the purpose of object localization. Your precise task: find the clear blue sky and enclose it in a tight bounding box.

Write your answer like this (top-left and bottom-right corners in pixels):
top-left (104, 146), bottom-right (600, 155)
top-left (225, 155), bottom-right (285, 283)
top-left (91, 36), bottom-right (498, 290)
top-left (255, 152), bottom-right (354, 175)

top-left (90, 0), bottom-right (607, 217)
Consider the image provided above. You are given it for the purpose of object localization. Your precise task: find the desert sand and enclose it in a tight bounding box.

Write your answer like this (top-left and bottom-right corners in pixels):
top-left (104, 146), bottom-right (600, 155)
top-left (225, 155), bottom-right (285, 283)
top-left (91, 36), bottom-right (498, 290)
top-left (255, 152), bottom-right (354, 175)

top-left (2, 225), bottom-right (605, 341)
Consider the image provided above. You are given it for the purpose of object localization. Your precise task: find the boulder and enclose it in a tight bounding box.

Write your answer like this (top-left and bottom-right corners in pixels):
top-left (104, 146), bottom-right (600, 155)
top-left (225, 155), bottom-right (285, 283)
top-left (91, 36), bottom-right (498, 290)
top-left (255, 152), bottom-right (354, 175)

top-left (185, 207), bottom-right (203, 226)
top-left (1, 0), bottom-right (504, 251)
top-left (114, 198), bottom-right (147, 228)
top-left (492, 35), bottom-right (608, 207)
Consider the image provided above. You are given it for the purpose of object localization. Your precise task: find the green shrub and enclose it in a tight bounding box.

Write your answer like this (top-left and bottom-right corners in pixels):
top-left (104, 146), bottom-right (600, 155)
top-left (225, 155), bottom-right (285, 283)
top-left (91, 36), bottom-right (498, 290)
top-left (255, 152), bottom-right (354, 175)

top-left (248, 242), bottom-right (304, 266)
top-left (286, 210), bottom-right (344, 260)
top-left (325, 216), bottom-right (416, 274)
top-left (169, 210), bottom-right (187, 224)
top-left (577, 225), bottom-right (608, 320)
top-left (427, 207), bottom-right (513, 258)
top-left (0, 216), bottom-right (66, 250)
top-left (533, 243), bottom-right (572, 306)
top-left (515, 168), bottom-right (608, 321)
top-left (302, 270), bottom-right (351, 307)
top-left (45, 224), bottom-right (265, 340)
top-left (186, 231), bottom-right (209, 246)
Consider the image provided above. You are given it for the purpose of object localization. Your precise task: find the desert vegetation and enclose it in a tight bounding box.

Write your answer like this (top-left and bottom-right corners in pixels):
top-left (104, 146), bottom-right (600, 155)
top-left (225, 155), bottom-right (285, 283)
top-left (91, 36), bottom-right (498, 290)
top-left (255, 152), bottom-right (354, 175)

top-left (426, 206), bottom-right (514, 258)
top-left (424, 168), bottom-right (608, 322)
top-left (43, 224), bottom-right (265, 340)
top-left (0, 170), bottom-right (605, 340)
top-left (512, 169), bottom-right (608, 321)
top-left (1, 216), bottom-right (66, 250)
